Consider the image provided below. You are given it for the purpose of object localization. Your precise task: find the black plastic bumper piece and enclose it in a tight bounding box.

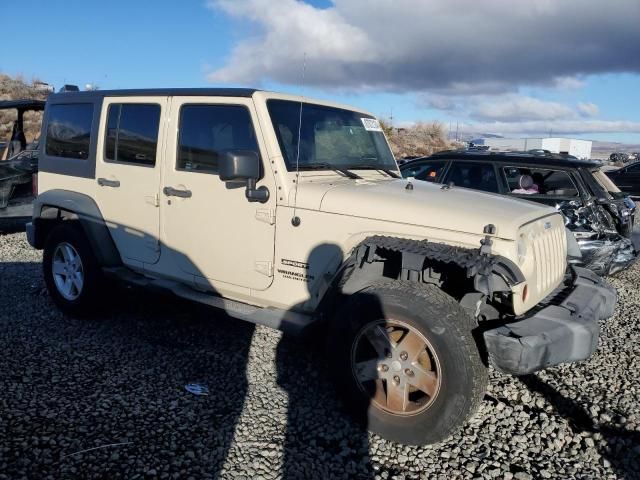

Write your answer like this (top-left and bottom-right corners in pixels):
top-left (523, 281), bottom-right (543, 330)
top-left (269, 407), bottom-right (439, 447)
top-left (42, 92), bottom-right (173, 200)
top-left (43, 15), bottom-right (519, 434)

top-left (484, 266), bottom-right (617, 376)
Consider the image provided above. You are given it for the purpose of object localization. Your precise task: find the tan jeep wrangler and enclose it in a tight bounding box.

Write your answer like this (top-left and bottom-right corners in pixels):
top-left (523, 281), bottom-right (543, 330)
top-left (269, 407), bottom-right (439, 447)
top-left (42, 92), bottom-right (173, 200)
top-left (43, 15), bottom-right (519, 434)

top-left (27, 88), bottom-right (616, 445)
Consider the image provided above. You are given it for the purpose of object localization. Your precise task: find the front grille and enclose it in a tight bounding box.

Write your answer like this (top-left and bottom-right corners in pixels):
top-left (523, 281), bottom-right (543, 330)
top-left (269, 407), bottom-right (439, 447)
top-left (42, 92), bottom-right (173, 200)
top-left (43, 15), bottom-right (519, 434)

top-left (530, 219), bottom-right (566, 294)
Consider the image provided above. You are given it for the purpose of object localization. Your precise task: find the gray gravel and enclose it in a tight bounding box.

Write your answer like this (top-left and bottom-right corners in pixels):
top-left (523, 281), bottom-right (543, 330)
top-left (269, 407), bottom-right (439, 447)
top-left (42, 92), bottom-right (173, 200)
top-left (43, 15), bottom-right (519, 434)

top-left (1, 230), bottom-right (639, 479)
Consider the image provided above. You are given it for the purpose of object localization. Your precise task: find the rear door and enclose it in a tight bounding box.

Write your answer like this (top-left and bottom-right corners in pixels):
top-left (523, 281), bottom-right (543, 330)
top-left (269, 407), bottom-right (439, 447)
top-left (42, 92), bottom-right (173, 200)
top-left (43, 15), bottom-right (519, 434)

top-left (94, 97), bottom-right (168, 265)
top-left (441, 161), bottom-right (500, 193)
top-left (501, 165), bottom-right (583, 207)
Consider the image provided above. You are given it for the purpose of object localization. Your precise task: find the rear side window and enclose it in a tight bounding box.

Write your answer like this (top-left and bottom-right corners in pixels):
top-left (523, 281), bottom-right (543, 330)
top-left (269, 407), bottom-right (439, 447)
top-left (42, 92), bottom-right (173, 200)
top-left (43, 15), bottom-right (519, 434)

top-left (105, 104), bottom-right (161, 166)
top-left (402, 161), bottom-right (447, 182)
top-left (446, 162), bottom-right (499, 193)
top-left (177, 104), bottom-right (258, 174)
top-left (503, 166), bottom-right (578, 197)
top-left (45, 104), bottom-right (94, 160)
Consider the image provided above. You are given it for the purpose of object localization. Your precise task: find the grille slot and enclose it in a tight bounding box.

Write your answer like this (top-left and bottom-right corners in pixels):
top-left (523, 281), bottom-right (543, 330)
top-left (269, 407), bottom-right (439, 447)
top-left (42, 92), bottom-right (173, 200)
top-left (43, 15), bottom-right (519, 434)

top-left (529, 218), bottom-right (566, 295)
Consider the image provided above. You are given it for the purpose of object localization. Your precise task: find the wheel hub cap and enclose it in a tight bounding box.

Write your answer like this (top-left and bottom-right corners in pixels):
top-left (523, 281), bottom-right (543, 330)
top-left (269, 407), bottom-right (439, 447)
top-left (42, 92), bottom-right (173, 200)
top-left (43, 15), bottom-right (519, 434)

top-left (52, 242), bottom-right (84, 301)
top-left (351, 319), bottom-right (441, 416)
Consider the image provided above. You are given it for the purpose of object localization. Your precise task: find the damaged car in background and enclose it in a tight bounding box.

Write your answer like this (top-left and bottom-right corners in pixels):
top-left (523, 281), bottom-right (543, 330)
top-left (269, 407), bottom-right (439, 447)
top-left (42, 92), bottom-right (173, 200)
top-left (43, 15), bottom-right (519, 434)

top-left (0, 100), bottom-right (45, 221)
top-left (400, 150), bottom-right (639, 276)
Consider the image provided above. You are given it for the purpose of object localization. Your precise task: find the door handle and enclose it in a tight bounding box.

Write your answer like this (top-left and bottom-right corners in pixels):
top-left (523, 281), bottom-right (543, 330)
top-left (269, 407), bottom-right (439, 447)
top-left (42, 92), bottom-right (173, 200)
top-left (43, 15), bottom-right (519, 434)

top-left (97, 177), bottom-right (120, 188)
top-left (163, 186), bottom-right (192, 198)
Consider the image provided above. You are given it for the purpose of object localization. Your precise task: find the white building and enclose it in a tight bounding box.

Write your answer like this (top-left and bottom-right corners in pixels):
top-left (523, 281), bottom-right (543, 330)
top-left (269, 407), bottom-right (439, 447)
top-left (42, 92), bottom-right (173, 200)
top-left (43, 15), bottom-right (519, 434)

top-left (481, 137), bottom-right (592, 160)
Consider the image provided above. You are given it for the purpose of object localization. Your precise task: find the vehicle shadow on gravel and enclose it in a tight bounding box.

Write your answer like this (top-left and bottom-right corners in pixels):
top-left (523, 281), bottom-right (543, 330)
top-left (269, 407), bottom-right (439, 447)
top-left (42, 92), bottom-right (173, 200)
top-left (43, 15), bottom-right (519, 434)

top-left (0, 258), bottom-right (376, 479)
top-left (0, 276), bottom-right (259, 479)
top-left (275, 243), bottom-right (376, 479)
top-left (520, 374), bottom-right (640, 478)
top-left (275, 333), bottom-right (375, 480)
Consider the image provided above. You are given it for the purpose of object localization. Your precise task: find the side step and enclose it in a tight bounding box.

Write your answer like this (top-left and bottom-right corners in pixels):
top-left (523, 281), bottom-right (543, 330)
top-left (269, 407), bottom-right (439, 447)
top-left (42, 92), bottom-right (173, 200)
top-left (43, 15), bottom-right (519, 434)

top-left (103, 267), bottom-right (315, 335)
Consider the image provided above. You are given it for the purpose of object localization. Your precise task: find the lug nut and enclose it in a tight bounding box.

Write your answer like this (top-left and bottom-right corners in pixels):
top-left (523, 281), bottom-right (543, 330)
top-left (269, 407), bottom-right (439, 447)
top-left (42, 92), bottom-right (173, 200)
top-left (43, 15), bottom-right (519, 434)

top-left (386, 350), bottom-right (392, 359)
top-left (379, 364), bottom-right (389, 372)
top-left (393, 375), bottom-right (400, 384)
top-left (399, 351), bottom-right (408, 361)
top-left (404, 368), bottom-right (414, 377)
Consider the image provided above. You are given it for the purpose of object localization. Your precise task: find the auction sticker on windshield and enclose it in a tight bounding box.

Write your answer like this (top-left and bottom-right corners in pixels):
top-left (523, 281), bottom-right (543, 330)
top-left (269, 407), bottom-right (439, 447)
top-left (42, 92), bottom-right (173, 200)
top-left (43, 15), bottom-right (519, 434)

top-left (361, 118), bottom-right (383, 132)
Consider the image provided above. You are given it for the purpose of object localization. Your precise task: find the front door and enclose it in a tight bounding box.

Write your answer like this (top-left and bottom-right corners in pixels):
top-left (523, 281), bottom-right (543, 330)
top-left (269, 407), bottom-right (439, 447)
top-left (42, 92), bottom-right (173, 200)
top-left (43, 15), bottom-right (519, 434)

top-left (611, 164), bottom-right (640, 197)
top-left (160, 97), bottom-right (276, 291)
top-left (95, 97), bottom-right (168, 265)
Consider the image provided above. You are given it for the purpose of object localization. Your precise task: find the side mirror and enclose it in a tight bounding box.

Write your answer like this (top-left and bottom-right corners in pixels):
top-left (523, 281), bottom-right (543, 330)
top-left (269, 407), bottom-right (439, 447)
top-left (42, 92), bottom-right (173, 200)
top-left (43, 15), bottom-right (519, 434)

top-left (219, 150), bottom-right (269, 203)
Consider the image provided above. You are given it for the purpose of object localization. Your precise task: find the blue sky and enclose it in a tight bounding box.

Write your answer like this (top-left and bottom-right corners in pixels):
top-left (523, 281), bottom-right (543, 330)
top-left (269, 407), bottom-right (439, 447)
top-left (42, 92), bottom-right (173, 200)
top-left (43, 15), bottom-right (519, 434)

top-left (2, 0), bottom-right (640, 143)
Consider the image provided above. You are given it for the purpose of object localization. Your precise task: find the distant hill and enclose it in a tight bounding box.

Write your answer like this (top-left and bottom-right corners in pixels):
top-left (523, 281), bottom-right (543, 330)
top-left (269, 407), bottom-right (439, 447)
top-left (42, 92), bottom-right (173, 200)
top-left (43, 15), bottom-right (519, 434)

top-left (0, 73), bottom-right (50, 144)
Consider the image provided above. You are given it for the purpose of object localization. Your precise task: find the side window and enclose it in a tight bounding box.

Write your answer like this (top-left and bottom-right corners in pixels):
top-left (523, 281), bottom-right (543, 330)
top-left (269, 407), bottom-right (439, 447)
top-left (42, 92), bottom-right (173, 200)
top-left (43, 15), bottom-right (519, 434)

top-left (503, 166), bottom-right (579, 197)
top-left (403, 161), bottom-right (447, 182)
top-left (105, 104), bottom-right (161, 166)
top-left (625, 163), bottom-right (640, 173)
top-left (45, 103), bottom-right (94, 159)
top-left (177, 104), bottom-right (258, 174)
top-left (446, 162), bottom-right (499, 193)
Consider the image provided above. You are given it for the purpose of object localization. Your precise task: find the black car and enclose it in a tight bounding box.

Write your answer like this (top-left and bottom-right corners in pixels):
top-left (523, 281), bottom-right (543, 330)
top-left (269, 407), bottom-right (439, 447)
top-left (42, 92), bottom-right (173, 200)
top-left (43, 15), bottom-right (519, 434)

top-left (400, 150), bottom-right (638, 276)
top-left (605, 161), bottom-right (640, 198)
top-left (0, 99), bottom-right (45, 221)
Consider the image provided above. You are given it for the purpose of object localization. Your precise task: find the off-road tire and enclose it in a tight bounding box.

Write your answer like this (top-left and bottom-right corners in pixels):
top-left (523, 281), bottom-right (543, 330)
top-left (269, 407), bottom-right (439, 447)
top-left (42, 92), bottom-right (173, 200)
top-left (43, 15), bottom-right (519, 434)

top-left (329, 281), bottom-right (487, 445)
top-left (43, 221), bottom-right (103, 316)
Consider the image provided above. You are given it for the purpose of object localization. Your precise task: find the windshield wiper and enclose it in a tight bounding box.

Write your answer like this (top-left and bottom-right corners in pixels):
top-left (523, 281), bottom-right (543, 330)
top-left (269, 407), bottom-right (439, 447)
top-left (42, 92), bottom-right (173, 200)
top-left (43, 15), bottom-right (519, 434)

top-left (344, 165), bottom-right (400, 178)
top-left (298, 162), bottom-right (361, 179)
top-left (380, 168), bottom-right (400, 178)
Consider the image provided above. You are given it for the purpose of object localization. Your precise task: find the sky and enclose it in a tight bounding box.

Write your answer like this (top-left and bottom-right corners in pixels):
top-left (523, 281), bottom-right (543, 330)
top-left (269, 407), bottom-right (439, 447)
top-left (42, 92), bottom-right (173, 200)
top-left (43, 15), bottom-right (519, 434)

top-left (2, 0), bottom-right (640, 143)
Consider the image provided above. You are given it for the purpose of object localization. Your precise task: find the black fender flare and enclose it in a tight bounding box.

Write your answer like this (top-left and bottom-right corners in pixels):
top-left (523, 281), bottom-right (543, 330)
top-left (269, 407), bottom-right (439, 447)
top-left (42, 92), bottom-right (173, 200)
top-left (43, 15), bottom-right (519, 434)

top-left (337, 235), bottom-right (524, 297)
top-left (32, 189), bottom-right (122, 267)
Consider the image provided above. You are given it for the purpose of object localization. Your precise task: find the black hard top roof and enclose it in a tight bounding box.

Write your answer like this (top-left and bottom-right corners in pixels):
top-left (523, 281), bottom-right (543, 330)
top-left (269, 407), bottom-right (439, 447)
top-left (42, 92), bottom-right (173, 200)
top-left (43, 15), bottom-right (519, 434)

top-left (48, 88), bottom-right (259, 102)
top-left (0, 99), bottom-right (46, 111)
top-left (411, 149), bottom-right (602, 169)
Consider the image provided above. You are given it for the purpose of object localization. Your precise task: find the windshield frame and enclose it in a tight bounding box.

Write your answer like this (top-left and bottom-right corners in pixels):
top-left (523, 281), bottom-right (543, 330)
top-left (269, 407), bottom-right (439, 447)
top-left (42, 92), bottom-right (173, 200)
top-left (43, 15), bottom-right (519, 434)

top-left (266, 99), bottom-right (398, 174)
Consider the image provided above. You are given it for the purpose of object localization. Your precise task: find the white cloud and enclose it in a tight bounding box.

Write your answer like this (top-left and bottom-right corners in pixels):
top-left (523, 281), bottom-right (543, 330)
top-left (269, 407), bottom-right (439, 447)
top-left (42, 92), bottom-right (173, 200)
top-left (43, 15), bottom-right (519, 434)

top-left (207, 0), bottom-right (640, 94)
top-left (553, 76), bottom-right (587, 91)
top-left (577, 102), bottom-right (600, 117)
top-left (460, 119), bottom-right (640, 136)
top-left (470, 96), bottom-right (576, 122)
top-left (419, 94), bottom-right (459, 111)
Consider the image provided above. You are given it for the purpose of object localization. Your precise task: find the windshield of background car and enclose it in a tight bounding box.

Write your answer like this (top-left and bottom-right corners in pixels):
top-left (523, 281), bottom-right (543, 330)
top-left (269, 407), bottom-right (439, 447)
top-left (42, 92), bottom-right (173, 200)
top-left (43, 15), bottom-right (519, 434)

top-left (401, 160), bottom-right (447, 182)
top-left (592, 169), bottom-right (622, 194)
top-left (267, 99), bottom-right (396, 172)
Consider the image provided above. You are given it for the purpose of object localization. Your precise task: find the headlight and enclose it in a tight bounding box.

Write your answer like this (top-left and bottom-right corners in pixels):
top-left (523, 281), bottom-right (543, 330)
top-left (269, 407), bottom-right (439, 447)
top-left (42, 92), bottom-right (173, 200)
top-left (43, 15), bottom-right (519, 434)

top-left (517, 235), bottom-right (528, 265)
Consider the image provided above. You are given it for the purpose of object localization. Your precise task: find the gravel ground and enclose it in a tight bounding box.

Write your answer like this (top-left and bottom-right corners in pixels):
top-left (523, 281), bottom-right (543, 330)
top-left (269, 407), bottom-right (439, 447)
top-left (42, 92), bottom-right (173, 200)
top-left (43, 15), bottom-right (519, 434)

top-left (1, 230), bottom-right (639, 479)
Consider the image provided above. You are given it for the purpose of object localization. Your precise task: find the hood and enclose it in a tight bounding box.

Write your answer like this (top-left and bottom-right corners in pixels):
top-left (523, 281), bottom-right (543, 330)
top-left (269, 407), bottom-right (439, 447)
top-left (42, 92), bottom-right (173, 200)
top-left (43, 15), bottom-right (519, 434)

top-left (295, 177), bottom-right (556, 240)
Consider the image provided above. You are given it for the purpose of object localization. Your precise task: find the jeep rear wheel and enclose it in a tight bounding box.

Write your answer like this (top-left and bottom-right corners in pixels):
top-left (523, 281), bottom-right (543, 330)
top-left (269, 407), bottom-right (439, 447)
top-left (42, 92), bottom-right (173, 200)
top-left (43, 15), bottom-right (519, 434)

top-left (43, 222), bottom-right (103, 316)
top-left (329, 281), bottom-right (487, 445)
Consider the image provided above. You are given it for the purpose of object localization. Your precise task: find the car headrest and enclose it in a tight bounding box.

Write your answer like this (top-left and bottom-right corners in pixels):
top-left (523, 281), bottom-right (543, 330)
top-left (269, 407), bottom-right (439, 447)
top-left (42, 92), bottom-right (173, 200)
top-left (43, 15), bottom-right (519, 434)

top-left (518, 174), bottom-right (534, 189)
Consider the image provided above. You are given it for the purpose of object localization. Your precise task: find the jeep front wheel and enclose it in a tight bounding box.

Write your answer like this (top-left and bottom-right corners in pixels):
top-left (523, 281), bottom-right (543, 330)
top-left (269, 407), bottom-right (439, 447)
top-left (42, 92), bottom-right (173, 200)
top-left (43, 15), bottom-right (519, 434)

top-left (43, 222), bottom-right (102, 316)
top-left (329, 281), bottom-right (488, 445)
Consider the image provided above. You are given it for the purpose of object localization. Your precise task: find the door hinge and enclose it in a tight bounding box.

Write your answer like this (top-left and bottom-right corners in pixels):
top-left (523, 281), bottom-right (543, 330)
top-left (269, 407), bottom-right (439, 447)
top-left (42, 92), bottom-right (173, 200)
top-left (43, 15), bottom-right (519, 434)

top-left (255, 208), bottom-right (276, 225)
top-left (255, 261), bottom-right (274, 277)
top-left (145, 193), bottom-right (160, 207)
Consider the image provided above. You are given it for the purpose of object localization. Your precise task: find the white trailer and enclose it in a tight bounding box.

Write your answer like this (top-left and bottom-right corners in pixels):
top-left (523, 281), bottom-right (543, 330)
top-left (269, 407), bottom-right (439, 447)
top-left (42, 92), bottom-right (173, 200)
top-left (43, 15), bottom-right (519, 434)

top-left (482, 137), bottom-right (592, 159)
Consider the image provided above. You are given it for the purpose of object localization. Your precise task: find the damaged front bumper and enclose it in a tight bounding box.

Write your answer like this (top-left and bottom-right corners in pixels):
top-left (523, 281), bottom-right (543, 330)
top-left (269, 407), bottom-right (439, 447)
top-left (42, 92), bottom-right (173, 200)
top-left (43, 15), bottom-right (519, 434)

top-left (483, 266), bottom-right (617, 376)
top-left (577, 234), bottom-right (640, 276)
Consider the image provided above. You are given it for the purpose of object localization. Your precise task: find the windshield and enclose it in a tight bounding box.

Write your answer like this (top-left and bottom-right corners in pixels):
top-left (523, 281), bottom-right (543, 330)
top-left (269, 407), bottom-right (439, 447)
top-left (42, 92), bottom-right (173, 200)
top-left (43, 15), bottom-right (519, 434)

top-left (592, 169), bottom-right (622, 195)
top-left (267, 99), bottom-right (397, 172)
